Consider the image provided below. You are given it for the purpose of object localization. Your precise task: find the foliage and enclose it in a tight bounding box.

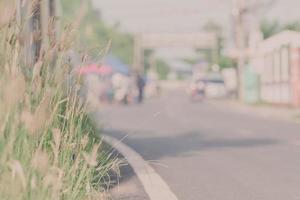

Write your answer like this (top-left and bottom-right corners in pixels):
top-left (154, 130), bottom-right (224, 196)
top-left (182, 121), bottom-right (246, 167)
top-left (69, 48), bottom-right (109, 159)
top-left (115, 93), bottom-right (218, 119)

top-left (218, 55), bottom-right (234, 69)
top-left (260, 19), bottom-right (300, 39)
top-left (61, 0), bottom-right (134, 65)
top-left (202, 20), bottom-right (222, 35)
top-left (0, 6), bottom-right (120, 200)
top-left (282, 21), bottom-right (300, 32)
top-left (182, 58), bottom-right (199, 66)
top-left (155, 59), bottom-right (170, 80)
top-left (201, 20), bottom-right (226, 65)
top-left (143, 49), bottom-right (154, 72)
top-left (260, 19), bottom-right (281, 39)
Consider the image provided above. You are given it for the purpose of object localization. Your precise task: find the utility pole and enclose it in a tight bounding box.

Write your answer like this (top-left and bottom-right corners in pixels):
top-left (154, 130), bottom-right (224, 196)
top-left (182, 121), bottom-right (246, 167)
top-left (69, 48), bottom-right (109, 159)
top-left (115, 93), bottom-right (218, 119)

top-left (133, 34), bottom-right (144, 73)
top-left (232, 0), bottom-right (275, 100)
top-left (232, 0), bottom-right (246, 101)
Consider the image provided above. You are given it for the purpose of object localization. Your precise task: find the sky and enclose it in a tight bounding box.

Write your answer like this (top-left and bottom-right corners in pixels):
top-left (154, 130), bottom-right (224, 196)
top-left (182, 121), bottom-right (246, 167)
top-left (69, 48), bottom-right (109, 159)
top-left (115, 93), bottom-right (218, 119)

top-left (91, 0), bottom-right (300, 63)
top-left (92, 0), bottom-right (300, 34)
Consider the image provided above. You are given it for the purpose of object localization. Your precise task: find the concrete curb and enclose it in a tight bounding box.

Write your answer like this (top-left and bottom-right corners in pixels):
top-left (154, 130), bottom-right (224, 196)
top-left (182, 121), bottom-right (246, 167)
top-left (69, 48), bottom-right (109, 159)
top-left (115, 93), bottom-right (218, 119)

top-left (102, 135), bottom-right (178, 200)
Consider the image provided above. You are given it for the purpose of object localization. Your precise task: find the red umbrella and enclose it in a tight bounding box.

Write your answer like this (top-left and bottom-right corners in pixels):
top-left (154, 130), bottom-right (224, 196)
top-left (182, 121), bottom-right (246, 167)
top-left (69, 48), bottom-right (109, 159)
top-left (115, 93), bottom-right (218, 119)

top-left (77, 64), bottom-right (112, 75)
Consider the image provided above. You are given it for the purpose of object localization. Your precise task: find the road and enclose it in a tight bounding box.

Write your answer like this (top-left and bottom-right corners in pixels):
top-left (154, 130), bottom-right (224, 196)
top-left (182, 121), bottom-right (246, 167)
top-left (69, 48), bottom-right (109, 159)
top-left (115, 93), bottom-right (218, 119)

top-left (97, 90), bottom-right (300, 200)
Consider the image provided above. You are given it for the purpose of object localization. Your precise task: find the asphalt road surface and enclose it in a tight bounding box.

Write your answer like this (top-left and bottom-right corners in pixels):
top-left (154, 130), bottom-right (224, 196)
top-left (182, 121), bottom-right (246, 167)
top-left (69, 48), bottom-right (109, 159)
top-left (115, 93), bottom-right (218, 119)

top-left (98, 90), bottom-right (300, 200)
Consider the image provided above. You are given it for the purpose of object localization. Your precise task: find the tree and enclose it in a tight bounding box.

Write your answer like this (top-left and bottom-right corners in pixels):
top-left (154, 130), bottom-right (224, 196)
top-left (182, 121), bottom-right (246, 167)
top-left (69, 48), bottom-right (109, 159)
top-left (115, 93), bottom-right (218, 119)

top-left (218, 56), bottom-right (234, 69)
top-left (260, 19), bottom-right (281, 39)
top-left (61, 0), bottom-right (134, 65)
top-left (155, 59), bottom-right (170, 80)
top-left (202, 20), bottom-right (234, 69)
top-left (202, 20), bottom-right (223, 64)
top-left (260, 19), bottom-right (300, 39)
top-left (143, 49), bottom-right (154, 72)
top-left (282, 21), bottom-right (300, 32)
top-left (202, 20), bottom-right (222, 35)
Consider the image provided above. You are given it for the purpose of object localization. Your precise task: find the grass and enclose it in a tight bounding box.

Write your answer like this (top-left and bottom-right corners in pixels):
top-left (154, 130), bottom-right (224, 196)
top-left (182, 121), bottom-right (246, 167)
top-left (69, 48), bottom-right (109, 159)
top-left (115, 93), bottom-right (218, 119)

top-left (0, 3), bottom-right (120, 200)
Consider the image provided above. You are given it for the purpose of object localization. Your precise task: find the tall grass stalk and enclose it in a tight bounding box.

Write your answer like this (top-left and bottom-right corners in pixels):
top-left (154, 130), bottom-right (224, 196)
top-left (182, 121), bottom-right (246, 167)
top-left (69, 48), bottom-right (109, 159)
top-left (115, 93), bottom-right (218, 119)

top-left (0, 3), bottom-right (120, 200)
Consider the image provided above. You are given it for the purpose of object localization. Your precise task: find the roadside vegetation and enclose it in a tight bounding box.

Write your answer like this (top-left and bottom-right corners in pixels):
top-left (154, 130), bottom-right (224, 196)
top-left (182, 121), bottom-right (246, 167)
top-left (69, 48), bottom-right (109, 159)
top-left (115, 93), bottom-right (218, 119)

top-left (0, 2), bottom-right (120, 200)
top-left (155, 59), bottom-right (171, 80)
top-left (61, 0), bottom-right (134, 65)
top-left (260, 18), bottom-right (300, 39)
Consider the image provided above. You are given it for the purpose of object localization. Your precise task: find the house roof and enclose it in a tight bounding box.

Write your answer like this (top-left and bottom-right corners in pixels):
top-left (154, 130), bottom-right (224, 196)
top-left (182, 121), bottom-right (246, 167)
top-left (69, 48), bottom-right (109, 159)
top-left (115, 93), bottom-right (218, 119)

top-left (258, 31), bottom-right (300, 53)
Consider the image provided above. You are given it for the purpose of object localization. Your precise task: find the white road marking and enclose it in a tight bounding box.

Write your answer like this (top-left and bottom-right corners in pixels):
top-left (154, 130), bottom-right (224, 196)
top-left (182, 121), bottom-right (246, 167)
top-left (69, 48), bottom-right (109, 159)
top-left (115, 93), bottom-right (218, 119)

top-left (102, 135), bottom-right (179, 200)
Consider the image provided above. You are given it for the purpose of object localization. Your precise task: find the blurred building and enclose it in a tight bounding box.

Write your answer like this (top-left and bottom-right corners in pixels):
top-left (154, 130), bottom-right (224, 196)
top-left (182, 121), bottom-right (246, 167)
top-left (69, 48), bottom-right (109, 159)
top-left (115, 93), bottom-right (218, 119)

top-left (249, 31), bottom-right (300, 107)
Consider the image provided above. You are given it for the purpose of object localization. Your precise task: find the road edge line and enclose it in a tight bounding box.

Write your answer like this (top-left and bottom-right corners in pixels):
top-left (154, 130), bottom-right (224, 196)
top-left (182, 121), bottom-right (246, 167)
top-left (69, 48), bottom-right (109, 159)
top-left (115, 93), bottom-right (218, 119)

top-left (102, 135), bottom-right (179, 200)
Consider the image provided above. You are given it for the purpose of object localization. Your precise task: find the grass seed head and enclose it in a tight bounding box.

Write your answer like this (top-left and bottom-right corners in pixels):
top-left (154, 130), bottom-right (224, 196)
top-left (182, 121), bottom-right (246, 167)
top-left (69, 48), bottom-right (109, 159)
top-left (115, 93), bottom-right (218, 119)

top-left (83, 144), bottom-right (100, 167)
top-left (31, 150), bottom-right (49, 174)
top-left (2, 73), bottom-right (26, 111)
top-left (52, 128), bottom-right (61, 148)
top-left (8, 160), bottom-right (27, 190)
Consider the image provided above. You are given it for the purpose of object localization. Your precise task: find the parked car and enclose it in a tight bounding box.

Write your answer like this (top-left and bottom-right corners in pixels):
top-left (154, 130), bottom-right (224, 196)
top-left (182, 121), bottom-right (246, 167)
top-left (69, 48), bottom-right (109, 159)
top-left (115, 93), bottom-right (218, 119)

top-left (203, 75), bottom-right (226, 99)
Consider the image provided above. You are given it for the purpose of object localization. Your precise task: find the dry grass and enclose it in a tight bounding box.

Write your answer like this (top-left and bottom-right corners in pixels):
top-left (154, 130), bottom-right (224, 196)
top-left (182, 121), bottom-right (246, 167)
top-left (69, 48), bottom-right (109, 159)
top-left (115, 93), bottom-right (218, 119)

top-left (0, 3), bottom-right (120, 200)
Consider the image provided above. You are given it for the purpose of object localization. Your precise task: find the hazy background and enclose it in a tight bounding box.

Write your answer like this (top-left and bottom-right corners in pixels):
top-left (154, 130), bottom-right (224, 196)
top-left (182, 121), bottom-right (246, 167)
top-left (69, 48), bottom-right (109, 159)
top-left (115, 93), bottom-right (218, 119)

top-left (91, 0), bottom-right (300, 62)
top-left (92, 0), bottom-right (300, 33)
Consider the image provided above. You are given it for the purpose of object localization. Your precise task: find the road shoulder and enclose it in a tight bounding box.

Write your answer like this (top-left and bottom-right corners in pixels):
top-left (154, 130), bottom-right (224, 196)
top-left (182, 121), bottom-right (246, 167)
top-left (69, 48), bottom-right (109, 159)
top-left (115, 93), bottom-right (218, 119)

top-left (208, 99), bottom-right (300, 123)
top-left (102, 135), bottom-right (178, 200)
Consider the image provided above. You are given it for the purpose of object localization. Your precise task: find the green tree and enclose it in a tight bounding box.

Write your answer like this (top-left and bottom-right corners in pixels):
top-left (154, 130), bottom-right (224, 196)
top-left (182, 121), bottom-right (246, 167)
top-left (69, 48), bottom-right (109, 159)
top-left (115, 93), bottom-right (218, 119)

top-left (260, 19), bottom-right (281, 39)
top-left (202, 20), bottom-right (234, 69)
top-left (61, 0), bottom-right (134, 64)
top-left (202, 20), bottom-right (223, 64)
top-left (218, 56), bottom-right (234, 69)
top-left (260, 19), bottom-right (300, 39)
top-left (282, 21), bottom-right (300, 32)
top-left (202, 20), bottom-right (222, 35)
top-left (155, 59), bottom-right (170, 80)
top-left (143, 49), bottom-right (154, 72)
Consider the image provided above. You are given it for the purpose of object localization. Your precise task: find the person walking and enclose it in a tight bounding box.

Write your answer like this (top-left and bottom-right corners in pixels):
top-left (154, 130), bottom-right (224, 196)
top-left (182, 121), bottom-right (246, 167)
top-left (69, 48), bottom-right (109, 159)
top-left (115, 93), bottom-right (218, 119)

top-left (136, 73), bottom-right (146, 103)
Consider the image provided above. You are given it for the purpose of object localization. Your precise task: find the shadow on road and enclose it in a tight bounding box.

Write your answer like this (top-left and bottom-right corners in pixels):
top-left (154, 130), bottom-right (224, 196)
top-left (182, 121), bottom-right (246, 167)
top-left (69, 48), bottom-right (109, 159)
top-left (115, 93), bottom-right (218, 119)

top-left (104, 129), bottom-right (281, 161)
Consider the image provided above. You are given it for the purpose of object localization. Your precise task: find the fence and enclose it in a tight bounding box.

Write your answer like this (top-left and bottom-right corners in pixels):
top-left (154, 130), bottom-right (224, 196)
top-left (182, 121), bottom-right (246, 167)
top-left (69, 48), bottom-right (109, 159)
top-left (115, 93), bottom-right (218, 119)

top-left (250, 31), bottom-right (300, 107)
